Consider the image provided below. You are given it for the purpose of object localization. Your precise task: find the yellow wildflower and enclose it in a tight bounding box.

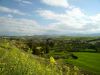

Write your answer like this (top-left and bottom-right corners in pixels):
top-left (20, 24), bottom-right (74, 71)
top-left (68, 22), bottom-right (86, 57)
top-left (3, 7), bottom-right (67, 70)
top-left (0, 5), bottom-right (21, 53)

top-left (50, 56), bottom-right (56, 64)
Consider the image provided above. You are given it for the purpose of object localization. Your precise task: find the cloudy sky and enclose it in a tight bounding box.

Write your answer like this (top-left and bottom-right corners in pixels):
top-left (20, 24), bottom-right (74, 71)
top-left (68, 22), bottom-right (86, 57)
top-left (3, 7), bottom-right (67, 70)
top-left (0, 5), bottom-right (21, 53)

top-left (0, 0), bottom-right (100, 36)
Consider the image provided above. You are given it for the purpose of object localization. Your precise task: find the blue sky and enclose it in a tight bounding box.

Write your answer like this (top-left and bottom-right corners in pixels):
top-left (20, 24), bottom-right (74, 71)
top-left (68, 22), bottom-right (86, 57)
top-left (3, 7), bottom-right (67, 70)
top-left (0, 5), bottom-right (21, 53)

top-left (0, 0), bottom-right (100, 36)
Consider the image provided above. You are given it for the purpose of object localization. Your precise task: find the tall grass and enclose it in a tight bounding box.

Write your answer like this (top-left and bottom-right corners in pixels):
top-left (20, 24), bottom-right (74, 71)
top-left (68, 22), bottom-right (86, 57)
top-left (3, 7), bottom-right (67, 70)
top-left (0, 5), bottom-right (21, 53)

top-left (0, 40), bottom-right (82, 75)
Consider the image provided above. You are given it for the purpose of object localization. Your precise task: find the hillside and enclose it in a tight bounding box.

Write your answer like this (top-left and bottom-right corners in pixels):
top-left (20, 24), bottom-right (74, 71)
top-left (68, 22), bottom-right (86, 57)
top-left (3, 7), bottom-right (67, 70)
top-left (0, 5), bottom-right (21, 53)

top-left (0, 39), bottom-right (82, 75)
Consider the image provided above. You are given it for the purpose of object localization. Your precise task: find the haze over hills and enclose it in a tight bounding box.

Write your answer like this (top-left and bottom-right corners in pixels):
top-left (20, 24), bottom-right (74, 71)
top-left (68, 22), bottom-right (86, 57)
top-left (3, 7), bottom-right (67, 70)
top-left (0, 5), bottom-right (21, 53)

top-left (0, 32), bottom-right (100, 37)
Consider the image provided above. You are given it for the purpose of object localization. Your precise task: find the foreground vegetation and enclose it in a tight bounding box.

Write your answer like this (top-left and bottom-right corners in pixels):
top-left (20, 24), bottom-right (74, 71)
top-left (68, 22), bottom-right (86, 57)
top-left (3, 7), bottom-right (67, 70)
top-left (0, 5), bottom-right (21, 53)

top-left (0, 39), bottom-right (82, 75)
top-left (0, 36), bottom-right (100, 75)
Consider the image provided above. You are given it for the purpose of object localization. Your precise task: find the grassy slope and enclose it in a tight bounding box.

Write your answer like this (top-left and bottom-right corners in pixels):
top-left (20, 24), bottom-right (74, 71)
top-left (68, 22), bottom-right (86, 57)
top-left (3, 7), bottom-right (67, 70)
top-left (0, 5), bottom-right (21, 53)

top-left (66, 52), bottom-right (100, 75)
top-left (0, 45), bottom-right (61, 75)
top-left (0, 40), bottom-right (82, 75)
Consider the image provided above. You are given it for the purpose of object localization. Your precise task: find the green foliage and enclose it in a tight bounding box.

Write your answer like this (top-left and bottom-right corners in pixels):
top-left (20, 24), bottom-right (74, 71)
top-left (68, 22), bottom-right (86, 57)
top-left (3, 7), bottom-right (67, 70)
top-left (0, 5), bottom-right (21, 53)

top-left (46, 51), bottom-right (70, 59)
top-left (1, 36), bottom-right (99, 75)
top-left (0, 40), bottom-right (82, 75)
top-left (27, 48), bottom-right (33, 54)
top-left (65, 52), bottom-right (100, 75)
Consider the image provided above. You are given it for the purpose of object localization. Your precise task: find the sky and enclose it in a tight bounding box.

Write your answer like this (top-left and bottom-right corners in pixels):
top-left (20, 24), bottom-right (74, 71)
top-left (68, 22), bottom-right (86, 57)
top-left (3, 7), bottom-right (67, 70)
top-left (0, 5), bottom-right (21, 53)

top-left (0, 0), bottom-right (100, 36)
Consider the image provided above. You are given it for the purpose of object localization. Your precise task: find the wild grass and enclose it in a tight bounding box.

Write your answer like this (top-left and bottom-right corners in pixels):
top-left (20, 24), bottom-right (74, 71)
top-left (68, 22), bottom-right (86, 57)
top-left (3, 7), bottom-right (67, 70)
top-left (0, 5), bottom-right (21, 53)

top-left (0, 40), bottom-right (82, 75)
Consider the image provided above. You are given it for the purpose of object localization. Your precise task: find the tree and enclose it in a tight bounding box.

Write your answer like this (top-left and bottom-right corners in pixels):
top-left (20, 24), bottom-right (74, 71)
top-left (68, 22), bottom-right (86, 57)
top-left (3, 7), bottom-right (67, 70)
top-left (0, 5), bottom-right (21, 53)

top-left (94, 42), bottom-right (100, 52)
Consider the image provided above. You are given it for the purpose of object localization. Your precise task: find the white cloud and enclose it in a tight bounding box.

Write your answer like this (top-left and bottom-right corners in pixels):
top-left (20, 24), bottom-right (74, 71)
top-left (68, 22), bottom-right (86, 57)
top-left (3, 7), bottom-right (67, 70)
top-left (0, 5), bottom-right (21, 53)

top-left (37, 8), bottom-right (87, 29)
top-left (22, 0), bottom-right (32, 4)
top-left (0, 17), bottom-right (38, 27)
top-left (0, 7), bottom-right (100, 35)
top-left (7, 14), bottom-right (13, 18)
top-left (37, 10), bottom-right (56, 19)
top-left (0, 6), bottom-right (26, 15)
top-left (0, 16), bottom-right (68, 35)
top-left (37, 8), bottom-right (100, 34)
top-left (90, 14), bottom-right (100, 23)
top-left (0, 17), bottom-right (43, 35)
top-left (41, 0), bottom-right (69, 8)
top-left (15, 0), bottom-right (32, 5)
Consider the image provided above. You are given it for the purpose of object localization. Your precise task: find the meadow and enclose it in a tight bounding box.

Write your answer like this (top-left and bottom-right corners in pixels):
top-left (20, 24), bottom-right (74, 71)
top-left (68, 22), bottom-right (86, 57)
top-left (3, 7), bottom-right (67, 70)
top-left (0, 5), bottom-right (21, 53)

top-left (65, 52), bottom-right (100, 75)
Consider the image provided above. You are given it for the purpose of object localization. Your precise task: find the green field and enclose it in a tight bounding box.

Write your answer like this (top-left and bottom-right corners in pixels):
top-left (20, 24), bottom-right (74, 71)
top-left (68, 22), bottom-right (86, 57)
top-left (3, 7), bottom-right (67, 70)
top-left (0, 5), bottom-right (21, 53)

top-left (66, 52), bottom-right (100, 75)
